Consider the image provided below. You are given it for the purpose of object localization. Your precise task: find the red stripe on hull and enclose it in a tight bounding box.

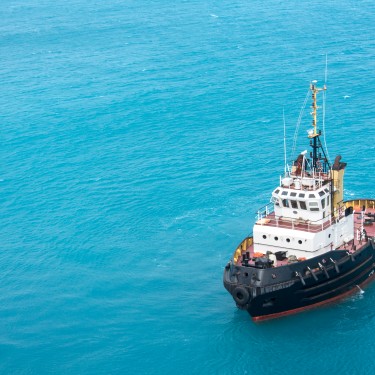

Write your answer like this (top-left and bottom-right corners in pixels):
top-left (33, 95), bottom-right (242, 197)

top-left (252, 270), bottom-right (375, 322)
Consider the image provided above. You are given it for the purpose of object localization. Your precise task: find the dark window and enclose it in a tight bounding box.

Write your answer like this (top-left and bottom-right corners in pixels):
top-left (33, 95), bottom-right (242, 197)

top-left (318, 191), bottom-right (325, 197)
top-left (263, 235), bottom-right (267, 239)
top-left (299, 201), bottom-right (307, 210)
top-left (299, 193), bottom-right (305, 198)
top-left (274, 189), bottom-right (280, 194)
top-left (282, 191), bottom-right (288, 196)
top-left (327, 196), bottom-right (330, 205)
top-left (291, 200), bottom-right (298, 209)
top-left (298, 240), bottom-right (303, 244)
top-left (274, 236), bottom-right (279, 241)
top-left (321, 198), bottom-right (325, 209)
top-left (290, 192), bottom-right (297, 197)
top-left (286, 238), bottom-right (291, 243)
top-left (309, 202), bottom-right (319, 211)
top-left (309, 194), bottom-right (315, 198)
top-left (282, 199), bottom-right (289, 207)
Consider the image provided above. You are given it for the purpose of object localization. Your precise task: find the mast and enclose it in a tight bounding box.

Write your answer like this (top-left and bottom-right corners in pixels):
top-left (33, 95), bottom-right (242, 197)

top-left (308, 81), bottom-right (328, 172)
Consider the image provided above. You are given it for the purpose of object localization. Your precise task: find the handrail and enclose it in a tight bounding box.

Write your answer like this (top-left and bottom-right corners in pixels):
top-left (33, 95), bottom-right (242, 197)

top-left (344, 199), bottom-right (375, 210)
top-left (256, 202), bottom-right (275, 221)
top-left (255, 204), bottom-right (346, 225)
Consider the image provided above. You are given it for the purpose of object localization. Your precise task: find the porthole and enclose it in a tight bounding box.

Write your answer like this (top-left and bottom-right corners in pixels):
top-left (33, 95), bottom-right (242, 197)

top-left (274, 236), bottom-right (279, 241)
top-left (298, 240), bottom-right (302, 244)
top-left (263, 235), bottom-right (267, 239)
top-left (286, 238), bottom-right (291, 243)
top-left (244, 272), bottom-right (249, 277)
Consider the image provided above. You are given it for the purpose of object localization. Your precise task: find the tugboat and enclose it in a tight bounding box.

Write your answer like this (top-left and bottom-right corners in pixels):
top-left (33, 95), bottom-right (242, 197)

top-left (223, 81), bottom-right (375, 321)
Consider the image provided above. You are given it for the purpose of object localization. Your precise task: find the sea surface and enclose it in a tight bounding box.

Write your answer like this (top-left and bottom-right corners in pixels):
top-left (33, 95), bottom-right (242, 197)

top-left (0, 1), bottom-right (374, 374)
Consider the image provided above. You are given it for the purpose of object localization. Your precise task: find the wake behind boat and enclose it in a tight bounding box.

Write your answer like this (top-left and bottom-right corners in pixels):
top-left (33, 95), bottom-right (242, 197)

top-left (223, 82), bottom-right (375, 321)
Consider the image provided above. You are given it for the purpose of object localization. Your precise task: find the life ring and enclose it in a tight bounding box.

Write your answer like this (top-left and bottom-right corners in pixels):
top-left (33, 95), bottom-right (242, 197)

top-left (233, 286), bottom-right (249, 305)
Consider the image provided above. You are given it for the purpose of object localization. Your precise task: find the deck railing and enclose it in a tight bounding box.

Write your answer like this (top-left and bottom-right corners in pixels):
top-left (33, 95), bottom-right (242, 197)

top-left (255, 208), bottom-right (348, 233)
top-left (344, 199), bottom-right (375, 210)
top-left (256, 202), bottom-right (275, 221)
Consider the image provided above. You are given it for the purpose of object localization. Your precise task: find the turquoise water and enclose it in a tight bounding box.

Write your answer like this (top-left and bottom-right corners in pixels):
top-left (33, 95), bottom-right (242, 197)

top-left (0, 1), bottom-right (374, 374)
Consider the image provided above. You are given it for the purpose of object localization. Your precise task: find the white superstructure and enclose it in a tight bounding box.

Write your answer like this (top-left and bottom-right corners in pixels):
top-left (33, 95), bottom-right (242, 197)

top-left (251, 81), bottom-right (354, 261)
top-left (253, 173), bottom-right (354, 259)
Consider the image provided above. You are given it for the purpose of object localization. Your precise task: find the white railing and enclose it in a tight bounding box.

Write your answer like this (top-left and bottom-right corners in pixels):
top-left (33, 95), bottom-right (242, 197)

top-left (254, 207), bottom-right (344, 233)
top-left (256, 202), bottom-right (275, 221)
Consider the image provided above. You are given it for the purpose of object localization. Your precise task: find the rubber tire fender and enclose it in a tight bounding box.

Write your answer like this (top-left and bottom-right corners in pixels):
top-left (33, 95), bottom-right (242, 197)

top-left (233, 286), bottom-right (249, 305)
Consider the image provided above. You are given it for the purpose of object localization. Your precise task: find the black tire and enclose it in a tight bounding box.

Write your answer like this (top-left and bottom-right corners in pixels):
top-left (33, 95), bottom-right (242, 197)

top-left (233, 286), bottom-right (249, 305)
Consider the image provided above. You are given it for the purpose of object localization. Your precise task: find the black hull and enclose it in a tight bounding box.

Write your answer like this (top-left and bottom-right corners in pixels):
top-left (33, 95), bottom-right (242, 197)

top-left (224, 239), bottom-right (375, 321)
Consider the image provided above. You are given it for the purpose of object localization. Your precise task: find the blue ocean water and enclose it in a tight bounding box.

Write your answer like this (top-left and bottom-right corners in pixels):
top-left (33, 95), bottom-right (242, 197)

top-left (0, 0), bottom-right (374, 373)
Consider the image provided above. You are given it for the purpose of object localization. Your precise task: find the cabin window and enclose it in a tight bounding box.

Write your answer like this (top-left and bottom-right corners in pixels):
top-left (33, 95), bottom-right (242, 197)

top-left (318, 191), bottom-right (325, 197)
top-left (321, 198), bottom-right (326, 209)
top-left (299, 193), bottom-right (305, 198)
top-left (309, 194), bottom-right (316, 198)
top-left (291, 200), bottom-right (298, 209)
top-left (309, 202), bottom-right (319, 212)
top-left (282, 191), bottom-right (288, 196)
top-left (299, 201), bottom-right (307, 210)
top-left (324, 188), bottom-right (329, 193)
top-left (282, 199), bottom-right (289, 207)
top-left (327, 196), bottom-right (330, 205)
top-left (274, 189), bottom-right (280, 194)
top-left (290, 192), bottom-right (297, 197)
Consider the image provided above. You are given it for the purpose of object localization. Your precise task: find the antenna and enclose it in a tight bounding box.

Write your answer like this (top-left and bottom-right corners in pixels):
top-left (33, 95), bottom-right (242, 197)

top-left (283, 108), bottom-right (287, 176)
top-left (324, 54), bottom-right (328, 84)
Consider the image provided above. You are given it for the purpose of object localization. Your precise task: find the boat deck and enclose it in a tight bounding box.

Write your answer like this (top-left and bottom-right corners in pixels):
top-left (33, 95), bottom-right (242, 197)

top-left (235, 199), bottom-right (375, 268)
top-left (351, 201), bottom-right (375, 249)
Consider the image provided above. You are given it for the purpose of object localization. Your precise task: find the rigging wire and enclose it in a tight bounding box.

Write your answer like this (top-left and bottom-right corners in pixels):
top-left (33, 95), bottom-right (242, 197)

top-left (322, 54), bottom-right (331, 164)
top-left (290, 88), bottom-right (310, 162)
